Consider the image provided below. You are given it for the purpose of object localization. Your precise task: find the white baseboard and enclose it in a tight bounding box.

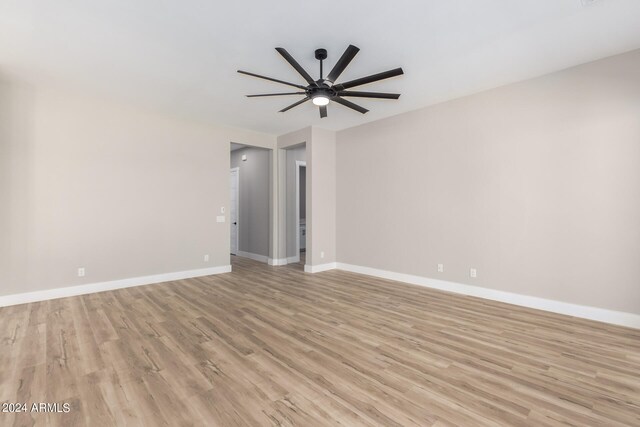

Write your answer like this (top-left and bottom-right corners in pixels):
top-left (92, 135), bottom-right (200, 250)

top-left (336, 263), bottom-right (640, 329)
top-left (237, 251), bottom-right (269, 263)
top-left (287, 255), bottom-right (300, 264)
top-left (268, 256), bottom-right (299, 266)
top-left (9, 260), bottom-right (635, 329)
top-left (0, 265), bottom-right (232, 308)
top-left (305, 262), bottom-right (337, 273)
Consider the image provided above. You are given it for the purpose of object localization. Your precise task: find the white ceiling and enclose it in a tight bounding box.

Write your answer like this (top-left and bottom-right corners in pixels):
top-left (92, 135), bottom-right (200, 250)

top-left (1, 0), bottom-right (639, 136)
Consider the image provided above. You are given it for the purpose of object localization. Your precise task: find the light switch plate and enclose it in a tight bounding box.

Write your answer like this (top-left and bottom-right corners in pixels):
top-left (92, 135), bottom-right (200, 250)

top-left (216, 215), bottom-right (225, 223)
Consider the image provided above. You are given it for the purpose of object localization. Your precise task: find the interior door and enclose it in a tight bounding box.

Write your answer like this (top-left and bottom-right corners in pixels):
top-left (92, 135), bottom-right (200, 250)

top-left (230, 168), bottom-right (239, 255)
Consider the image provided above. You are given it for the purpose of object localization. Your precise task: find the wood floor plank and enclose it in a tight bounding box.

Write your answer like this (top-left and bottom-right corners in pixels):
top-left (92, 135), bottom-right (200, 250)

top-left (1, 256), bottom-right (639, 426)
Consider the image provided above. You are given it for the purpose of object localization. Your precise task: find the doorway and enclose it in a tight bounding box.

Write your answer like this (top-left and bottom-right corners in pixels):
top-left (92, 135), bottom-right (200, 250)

top-left (296, 161), bottom-right (307, 264)
top-left (229, 167), bottom-right (239, 255)
top-left (229, 143), bottom-right (272, 263)
top-left (280, 142), bottom-right (307, 265)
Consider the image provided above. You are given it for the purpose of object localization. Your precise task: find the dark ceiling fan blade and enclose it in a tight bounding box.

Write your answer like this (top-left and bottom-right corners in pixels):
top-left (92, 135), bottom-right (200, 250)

top-left (246, 92), bottom-right (306, 97)
top-left (337, 91), bottom-right (400, 99)
top-left (319, 105), bottom-right (327, 118)
top-left (326, 45), bottom-right (360, 83)
top-left (333, 67), bottom-right (404, 90)
top-left (275, 48), bottom-right (316, 86)
top-left (238, 70), bottom-right (308, 90)
top-left (279, 97), bottom-right (310, 113)
top-left (332, 96), bottom-right (369, 114)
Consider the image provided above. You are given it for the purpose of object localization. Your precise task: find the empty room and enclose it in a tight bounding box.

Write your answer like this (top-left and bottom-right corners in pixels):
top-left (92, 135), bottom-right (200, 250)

top-left (1, 1), bottom-right (639, 426)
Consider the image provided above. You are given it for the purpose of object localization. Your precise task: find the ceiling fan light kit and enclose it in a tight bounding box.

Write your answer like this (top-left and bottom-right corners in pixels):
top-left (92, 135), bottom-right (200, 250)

top-left (312, 95), bottom-right (330, 106)
top-left (238, 45), bottom-right (404, 118)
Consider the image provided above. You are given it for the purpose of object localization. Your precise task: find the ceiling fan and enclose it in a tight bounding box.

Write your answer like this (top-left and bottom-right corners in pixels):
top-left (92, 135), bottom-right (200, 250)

top-left (238, 45), bottom-right (404, 118)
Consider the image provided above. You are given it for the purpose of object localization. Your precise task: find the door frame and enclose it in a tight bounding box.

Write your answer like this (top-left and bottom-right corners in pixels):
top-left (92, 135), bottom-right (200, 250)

top-left (230, 167), bottom-right (240, 255)
top-left (294, 160), bottom-right (306, 262)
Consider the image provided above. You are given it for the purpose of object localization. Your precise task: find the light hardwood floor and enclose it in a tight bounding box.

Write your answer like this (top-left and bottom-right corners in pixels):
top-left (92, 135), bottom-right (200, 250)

top-left (1, 256), bottom-right (639, 426)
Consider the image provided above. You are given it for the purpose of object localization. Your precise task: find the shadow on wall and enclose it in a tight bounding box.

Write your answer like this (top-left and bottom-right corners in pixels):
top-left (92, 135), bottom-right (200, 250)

top-left (0, 76), bottom-right (35, 292)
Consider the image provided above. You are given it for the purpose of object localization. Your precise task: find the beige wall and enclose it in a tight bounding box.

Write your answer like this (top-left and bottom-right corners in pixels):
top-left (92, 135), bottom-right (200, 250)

top-left (336, 50), bottom-right (640, 314)
top-left (309, 127), bottom-right (336, 266)
top-left (0, 80), bottom-right (275, 296)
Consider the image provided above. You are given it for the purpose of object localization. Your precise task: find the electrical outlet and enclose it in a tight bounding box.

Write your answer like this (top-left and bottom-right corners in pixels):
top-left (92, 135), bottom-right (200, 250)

top-left (470, 268), bottom-right (477, 278)
top-left (204, 254), bottom-right (210, 262)
top-left (437, 263), bottom-right (444, 273)
top-left (320, 251), bottom-right (325, 259)
top-left (77, 267), bottom-right (85, 277)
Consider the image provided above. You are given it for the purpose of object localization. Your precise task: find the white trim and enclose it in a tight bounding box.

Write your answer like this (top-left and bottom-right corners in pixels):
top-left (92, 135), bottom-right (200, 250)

top-left (236, 251), bottom-right (269, 263)
top-left (335, 263), bottom-right (640, 329)
top-left (0, 265), bottom-right (232, 308)
top-left (287, 255), bottom-right (300, 264)
top-left (229, 167), bottom-right (240, 255)
top-left (305, 262), bottom-right (337, 273)
top-left (267, 257), bottom-right (300, 266)
top-left (295, 160), bottom-right (306, 259)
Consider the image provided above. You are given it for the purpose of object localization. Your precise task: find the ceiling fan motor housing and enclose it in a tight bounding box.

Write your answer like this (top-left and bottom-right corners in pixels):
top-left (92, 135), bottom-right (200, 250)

top-left (314, 48), bottom-right (328, 61)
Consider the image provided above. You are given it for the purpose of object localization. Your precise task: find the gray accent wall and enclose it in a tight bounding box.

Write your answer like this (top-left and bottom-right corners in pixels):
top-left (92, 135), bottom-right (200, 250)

top-left (336, 49), bottom-right (640, 314)
top-left (230, 146), bottom-right (271, 258)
